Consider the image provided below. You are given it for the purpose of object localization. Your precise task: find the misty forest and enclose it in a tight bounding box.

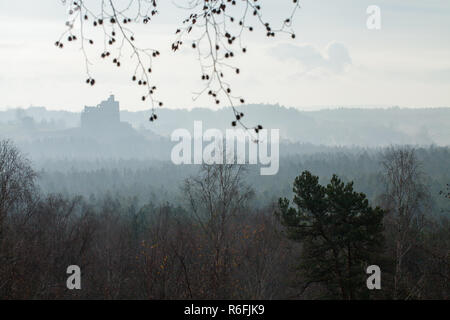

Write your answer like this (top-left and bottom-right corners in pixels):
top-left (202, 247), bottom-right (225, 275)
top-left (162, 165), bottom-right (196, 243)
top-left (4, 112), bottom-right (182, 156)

top-left (1, 101), bottom-right (449, 300)
top-left (1, 0), bottom-right (449, 301)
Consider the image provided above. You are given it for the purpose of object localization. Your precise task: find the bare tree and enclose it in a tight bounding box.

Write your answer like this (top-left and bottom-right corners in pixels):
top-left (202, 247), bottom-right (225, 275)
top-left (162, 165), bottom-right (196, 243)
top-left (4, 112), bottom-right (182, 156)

top-left (56, 0), bottom-right (300, 130)
top-left (0, 140), bottom-right (37, 297)
top-left (183, 163), bottom-right (253, 297)
top-left (0, 140), bottom-right (37, 244)
top-left (379, 146), bottom-right (430, 299)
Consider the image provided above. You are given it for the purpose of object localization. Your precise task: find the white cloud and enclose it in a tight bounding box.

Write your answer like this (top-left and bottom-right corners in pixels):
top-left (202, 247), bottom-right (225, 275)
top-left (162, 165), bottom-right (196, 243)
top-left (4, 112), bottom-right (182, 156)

top-left (270, 42), bottom-right (352, 76)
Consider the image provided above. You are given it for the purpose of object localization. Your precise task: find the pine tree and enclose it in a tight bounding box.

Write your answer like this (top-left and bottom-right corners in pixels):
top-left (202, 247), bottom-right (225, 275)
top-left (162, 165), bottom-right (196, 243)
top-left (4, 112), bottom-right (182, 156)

top-left (277, 171), bottom-right (384, 299)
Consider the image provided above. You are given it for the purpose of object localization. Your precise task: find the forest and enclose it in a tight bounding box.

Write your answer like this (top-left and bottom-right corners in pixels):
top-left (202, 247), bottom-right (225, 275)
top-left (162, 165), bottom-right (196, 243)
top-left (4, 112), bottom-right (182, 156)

top-left (1, 139), bottom-right (448, 299)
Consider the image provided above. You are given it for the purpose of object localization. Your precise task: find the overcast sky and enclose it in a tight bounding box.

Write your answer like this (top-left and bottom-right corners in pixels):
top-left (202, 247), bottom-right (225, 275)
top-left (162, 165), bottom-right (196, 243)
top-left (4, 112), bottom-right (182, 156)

top-left (0, 0), bottom-right (449, 111)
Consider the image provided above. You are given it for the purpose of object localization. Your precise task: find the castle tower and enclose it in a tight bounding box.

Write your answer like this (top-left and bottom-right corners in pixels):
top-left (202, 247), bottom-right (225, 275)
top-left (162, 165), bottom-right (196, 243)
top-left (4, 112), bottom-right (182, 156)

top-left (81, 95), bottom-right (121, 130)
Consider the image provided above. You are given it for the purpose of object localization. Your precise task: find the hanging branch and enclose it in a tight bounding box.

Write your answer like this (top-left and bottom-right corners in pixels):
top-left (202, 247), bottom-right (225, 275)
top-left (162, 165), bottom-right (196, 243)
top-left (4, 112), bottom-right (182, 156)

top-left (56, 0), bottom-right (300, 132)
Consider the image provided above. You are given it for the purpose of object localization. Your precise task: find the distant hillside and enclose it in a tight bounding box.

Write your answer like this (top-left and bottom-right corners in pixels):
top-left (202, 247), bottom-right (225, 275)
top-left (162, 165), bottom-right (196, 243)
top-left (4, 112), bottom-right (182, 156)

top-left (121, 105), bottom-right (450, 146)
top-left (1, 104), bottom-right (449, 146)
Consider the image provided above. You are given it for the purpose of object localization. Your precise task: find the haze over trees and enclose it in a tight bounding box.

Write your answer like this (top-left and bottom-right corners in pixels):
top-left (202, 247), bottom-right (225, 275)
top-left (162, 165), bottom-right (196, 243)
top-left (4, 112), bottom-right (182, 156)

top-left (0, 139), bottom-right (448, 299)
top-left (1, 106), bottom-right (449, 163)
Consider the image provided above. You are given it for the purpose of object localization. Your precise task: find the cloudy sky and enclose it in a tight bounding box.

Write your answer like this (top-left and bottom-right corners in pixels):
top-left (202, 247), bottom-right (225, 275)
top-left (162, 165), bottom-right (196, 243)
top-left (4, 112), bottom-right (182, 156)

top-left (0, 0), bottom-right (449, 111)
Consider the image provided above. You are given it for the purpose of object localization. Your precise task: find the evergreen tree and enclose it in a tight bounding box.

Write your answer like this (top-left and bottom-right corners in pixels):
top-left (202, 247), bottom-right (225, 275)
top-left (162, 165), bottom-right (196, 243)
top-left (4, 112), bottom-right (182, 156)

top-left (277, 171), bottom-right (384, 299)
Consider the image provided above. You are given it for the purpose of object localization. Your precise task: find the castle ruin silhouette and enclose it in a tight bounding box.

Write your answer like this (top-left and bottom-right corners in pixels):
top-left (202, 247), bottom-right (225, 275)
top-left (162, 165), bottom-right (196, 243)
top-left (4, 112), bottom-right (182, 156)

top-left (80, 95), bottom-right (132, 134)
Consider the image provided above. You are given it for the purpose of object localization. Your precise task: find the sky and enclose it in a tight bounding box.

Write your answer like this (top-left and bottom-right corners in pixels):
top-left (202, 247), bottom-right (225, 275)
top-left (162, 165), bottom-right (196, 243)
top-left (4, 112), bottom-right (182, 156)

top-left (0, 0), bottom-right (449, 112)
